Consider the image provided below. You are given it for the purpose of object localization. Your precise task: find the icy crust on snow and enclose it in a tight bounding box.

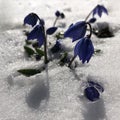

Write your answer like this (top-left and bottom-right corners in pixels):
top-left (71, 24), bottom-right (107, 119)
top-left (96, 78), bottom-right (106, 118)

top-left (1, 0), bottom-right (120, 120)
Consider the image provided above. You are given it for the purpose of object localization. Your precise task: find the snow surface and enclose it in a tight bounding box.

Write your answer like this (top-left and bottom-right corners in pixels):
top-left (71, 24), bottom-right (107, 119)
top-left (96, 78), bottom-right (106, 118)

top-left (0, 0), bottom-right (120, 120)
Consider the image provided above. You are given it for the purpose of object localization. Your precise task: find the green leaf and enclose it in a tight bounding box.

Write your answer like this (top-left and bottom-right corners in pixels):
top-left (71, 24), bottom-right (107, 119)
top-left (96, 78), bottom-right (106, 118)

top-left (17, 69), bottom-right (41, 77)
top-left (24, 46), bottom-right (35, 56)
top-left (35, 48), bottom-right (44, 57)
top-left (59, 52), bottom-right (69, 66)
top-left (25, 40), bottom-right (32, 45)
top-left (55, 32), bottom-right (64, 39)
top-left (94, 49), bottom-right (102, 55)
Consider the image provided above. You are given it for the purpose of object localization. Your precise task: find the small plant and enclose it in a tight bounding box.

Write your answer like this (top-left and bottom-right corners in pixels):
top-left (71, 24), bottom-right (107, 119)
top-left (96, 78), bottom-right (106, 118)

top-left (18, 11), bottom-right (65, 76)
top-left (17, 5), bottom-right (108, 102)
top-left (84, 80), bottom-right (104, 101)
top-left (64, 4), bottom-right (108, 68)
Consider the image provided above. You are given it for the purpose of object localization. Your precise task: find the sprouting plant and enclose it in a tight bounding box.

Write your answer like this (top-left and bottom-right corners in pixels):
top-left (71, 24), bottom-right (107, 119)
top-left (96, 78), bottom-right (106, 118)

top-left (23, 11), bottom-right (65, 63)
top-left (53, 10), bottom-right (65, 27)
top-left (64, 4), bottom-right (108, 68)
top-left (18, 11), bottom-right (65, 76)
top-left (24, 13), bottom-right (58, 64)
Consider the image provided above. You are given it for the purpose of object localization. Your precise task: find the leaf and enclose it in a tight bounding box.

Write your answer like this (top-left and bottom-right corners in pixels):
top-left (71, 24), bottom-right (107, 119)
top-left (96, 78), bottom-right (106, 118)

top-left (17, 69), bottom-right (41, 77)
top-left (46, 27), bottom-right (58, 35)
top-left (24, 45), bottom-right (35, 56)
top-left (35, 48), bottom-right (44, 57)
top-left (59, 52), bottom-right (70, 66)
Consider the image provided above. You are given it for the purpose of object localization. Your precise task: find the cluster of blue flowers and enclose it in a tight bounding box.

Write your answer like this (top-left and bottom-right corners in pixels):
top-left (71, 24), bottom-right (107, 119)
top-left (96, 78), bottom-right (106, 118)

top-left (22, 5), bottom-right (108, 102)
top-left (64, 4), bottom-right (108, 65)
top-left (24, 13), bottom-right (58, 47)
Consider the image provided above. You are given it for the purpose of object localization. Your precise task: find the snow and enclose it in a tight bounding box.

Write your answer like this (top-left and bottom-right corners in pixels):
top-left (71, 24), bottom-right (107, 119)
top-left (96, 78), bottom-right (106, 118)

top-left (0, 0), bottom-right (120, 120)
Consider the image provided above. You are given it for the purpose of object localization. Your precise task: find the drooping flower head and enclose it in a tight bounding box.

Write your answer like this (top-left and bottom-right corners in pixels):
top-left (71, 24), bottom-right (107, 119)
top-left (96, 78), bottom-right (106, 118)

top-left (93, 4), bottom-right (108, 17)
top-left (74, 37), bottom-right (94, 63)
top-left (84, 81), bottom-right (104, 101)
top-left (64, 21), bottom-right (87, 42)
top-left (55, 10), bottom-right (65, 19)
top-left (84, 86), bottom-right (100, 101)
top-left (24, 13), bottom-right (39, 27)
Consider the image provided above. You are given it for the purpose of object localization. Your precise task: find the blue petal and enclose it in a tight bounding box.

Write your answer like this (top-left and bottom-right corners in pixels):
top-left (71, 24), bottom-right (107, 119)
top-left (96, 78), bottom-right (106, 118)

top-left (98, 7), bottom-right (102, 17)
top-left (60, 13), bottom-right (65, 19)
top-left (74, 37), bottom-right (94, 63)
top-left (88, 81), bottom-right (104, 93)
top-left (24, 13), bottom-right (39, 27)
top-left (93, 5), bottom-right (99, 17)
top-left (27, 25), bottom-right (45, 47)
top-left (86, 39), bottom-right (94, 63)
top-left (74, 38), bottom-right (84, 57)
top-left (101, 5), bottom-right (108, 15)
top-left (93, 5), bottom-right (108, 17)
top-left (64, 21), bottom-right (87, 42)
top-left (46, 27), bottom-right (58, 35)
top-left (84, 86), bottom-right (100, 101)
top-left (55, 10), bottom-right (61, 17)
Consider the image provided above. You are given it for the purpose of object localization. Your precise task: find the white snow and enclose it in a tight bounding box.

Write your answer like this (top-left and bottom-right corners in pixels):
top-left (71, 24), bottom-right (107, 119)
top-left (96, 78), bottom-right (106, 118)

top-left (0, 0), bottom-right (120, 120)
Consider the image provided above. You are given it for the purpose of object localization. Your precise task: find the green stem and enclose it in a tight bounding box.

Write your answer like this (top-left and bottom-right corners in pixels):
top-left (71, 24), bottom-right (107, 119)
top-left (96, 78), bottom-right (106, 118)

top-left (85, 5), bottom-right (97, 21)
top-left (44, 33), bottom-right (48, 64)
top-left (53, 17), bottom-right (59, 27)
top-left (68, 56), bottom-right (76, 68)
top-left (86, 22), bottom-right (92, 38)
top-left (35, 15), bottom-right (48, 64)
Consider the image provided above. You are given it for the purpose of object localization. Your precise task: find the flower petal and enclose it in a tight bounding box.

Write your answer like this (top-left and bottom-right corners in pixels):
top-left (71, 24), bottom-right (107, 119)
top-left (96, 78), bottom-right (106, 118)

top-left (93, 5), bottom-right (108, 17)
top-left (24, 13), bottom-right (39, 27)
top-left (88, 81), bottom-right (104, 93)
top-left (74, 37), bottom-right (94, 63)
top-left (101, 5), bottom-right (108, 15)
top-left (27, 25), bottom-right (45, 47)
top-left (55, 10), bottom-right (61, 17)
top-left (74, 38), bottom-right (84, 57)
top-left (64, 21), bottom-right (87, 42)
top-left (84, 86), bottom-right (100, 101)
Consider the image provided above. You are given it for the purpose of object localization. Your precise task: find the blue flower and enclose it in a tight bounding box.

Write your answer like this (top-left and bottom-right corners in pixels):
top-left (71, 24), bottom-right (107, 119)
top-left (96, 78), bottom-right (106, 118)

top-left (74, 37), bottom-right (94, 63)
top-left (55, 10), bottom-right (61, 17)
top-left (84, 86), bottom-right (100, 101)
top-left (88, 81), bottom-right (104, 93)
top-left (24, 13), bottom-right (39, 27)
top-left (27, 25), bottom-right (45, 47)
top-left (93, 5), bottom-right (108, 17)
top-left (64, 21), bottom-right (87, 42)
top-left (60, 13), bottom-right (65, 19)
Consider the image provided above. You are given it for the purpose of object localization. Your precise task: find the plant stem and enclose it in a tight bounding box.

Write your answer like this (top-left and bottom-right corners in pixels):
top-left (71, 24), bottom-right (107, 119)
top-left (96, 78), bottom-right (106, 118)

top-left (44, 33), bottom-right (48, 64)
top-left (68, 56), bottom-right (76, 68)
top-left (86, 22), bottom-right (92, 38)
top-left (41, 25), bottom-right (48, 64)
top-left (53, 17), bottom-right (59, 27)
top-left (85, 5), bottom-right (97, 21)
